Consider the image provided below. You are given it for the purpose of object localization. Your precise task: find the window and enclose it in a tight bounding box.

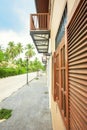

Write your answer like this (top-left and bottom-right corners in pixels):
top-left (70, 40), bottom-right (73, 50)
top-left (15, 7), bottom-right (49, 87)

top-left (55, 4), bottom-right (67, 49)
top-left (52, 4), bottom-right (68, 128)
top-left (53, 35), bottom-right (68, 129)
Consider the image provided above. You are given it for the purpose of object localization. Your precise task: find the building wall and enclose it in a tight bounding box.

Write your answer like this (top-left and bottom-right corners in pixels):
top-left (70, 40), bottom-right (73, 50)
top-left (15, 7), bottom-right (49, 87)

top-left (50, 1), bottom-right (66, 130)
top-left (51, 0), bottom-right (66, 52)
top-left (50, 0), bottom-right (77, 130)
top-left (67, 0), bottom-right (76, 18)
top-left (47, 39), bottom-right (52, 109)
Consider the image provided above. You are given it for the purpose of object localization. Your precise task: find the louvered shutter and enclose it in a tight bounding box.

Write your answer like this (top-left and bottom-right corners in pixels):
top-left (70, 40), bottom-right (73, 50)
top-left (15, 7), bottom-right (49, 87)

top-left (67, 0), bottom-right (87, 129)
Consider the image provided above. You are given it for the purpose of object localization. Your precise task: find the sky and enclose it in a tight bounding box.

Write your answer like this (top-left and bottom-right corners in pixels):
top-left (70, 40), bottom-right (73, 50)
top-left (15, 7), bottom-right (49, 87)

top-left (0, 0), bottom-right (42, 60)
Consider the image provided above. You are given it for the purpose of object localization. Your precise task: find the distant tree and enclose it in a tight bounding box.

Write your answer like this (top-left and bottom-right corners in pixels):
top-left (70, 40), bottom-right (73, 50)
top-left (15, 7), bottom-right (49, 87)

top-left (16, 58), bottom-right (23, 65)
top-left (16, 42), bottom-right (23, 57)
top-left (25, 44), bottom-right (35, 59)
top-left (0, 45), bottom-right (5, 62)
top-left (0, 50), bottom-right (4, 62)
top-left (33, 57), bottom-right (42, 71)
top-left (5, 42), bottom-right (23, 63)
top-left (5, 41), bottom-right (17, 62)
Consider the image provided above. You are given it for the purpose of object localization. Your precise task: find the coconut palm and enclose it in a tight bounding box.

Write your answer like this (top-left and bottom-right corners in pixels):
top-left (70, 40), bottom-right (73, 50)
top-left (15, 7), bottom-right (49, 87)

top-left (16, 42), bottom-right (23, 56)
top-left (25, 44), bottom-right (35, 59)
top-left (5, 41), bottom-right (17, 62)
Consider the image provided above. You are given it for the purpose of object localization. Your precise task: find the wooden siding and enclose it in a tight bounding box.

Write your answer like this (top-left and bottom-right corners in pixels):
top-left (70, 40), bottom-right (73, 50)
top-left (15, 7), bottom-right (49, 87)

top-left (67, 0), bottom-right (87, 129)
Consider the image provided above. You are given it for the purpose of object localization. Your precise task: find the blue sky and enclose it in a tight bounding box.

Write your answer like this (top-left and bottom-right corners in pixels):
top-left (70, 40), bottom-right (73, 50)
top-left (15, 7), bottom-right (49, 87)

top-left (0, 0), bottom-right (42, 60)
top-left (0, 0), bottom-right (35, 32)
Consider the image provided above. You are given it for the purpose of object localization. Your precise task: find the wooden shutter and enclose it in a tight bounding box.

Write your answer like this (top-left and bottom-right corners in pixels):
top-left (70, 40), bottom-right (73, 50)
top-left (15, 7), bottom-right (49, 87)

top-left (55, 36), bottom-right (68, 129)
top-left (67, 0), bottom-right (87, 129)
top-left (52, 52), bottom-right (56, 101)
top-left (56, 46), bottom-right (60, 104)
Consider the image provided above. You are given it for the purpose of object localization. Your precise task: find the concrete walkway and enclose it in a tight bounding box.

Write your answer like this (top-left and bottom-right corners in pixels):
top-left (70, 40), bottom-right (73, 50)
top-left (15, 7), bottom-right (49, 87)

top-left (0, 74), bottom-right (53, 130)
top-left (0, 72), bottom-right (37, 102)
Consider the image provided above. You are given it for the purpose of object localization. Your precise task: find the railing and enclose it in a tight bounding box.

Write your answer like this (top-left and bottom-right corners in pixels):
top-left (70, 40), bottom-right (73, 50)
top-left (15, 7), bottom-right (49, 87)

top-left (30, 13), bottom-right (50, 30)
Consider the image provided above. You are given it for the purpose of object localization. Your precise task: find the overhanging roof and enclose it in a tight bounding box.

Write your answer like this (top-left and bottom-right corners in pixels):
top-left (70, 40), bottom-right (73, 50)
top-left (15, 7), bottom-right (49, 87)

top-left (35, 0), bottom-right (49, 13)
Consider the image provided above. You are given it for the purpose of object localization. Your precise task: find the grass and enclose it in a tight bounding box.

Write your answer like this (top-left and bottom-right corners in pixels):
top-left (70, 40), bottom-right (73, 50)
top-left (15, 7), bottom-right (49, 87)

top-left (0, 108), bottom-right (12, 120)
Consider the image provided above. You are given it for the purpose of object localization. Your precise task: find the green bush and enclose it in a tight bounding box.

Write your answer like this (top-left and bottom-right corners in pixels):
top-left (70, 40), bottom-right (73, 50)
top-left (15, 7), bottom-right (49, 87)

top-left (0, 60), bottom-right (45, 78)
top-left (17, 67), bottom-right (26, 74)
top-left (0, 67), bottom-right (26, 78)
top-left (1, 68), bottom-right (12, 78)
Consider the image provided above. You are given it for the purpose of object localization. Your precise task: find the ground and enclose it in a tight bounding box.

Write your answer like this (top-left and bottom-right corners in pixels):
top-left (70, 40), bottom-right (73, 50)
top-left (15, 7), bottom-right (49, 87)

top-left (0, 74), bottom-right (53, 130)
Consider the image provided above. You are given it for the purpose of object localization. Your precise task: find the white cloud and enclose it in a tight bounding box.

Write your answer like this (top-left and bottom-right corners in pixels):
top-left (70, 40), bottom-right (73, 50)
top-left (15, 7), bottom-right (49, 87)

top-left (0, 30), bottom-right (42, 61)
top-left (0, 30), bottom-right (32, 48)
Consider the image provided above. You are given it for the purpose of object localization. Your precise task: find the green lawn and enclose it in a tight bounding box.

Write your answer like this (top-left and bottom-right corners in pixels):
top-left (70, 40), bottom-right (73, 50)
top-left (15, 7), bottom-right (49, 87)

top-left (0, 108), bottom-right (12, 119)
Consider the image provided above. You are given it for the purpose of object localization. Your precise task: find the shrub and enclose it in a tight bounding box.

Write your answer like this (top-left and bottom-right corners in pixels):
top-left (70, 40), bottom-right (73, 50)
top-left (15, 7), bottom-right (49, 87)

top-left (0, 67), bottom-right (27, 78)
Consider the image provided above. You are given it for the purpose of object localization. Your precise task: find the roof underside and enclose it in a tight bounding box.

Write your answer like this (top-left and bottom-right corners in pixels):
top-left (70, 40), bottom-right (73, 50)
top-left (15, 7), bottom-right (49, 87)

top-left (35, 0), bottom-right (49, 13)
top-left (30, 30), bottom-right (50, 53)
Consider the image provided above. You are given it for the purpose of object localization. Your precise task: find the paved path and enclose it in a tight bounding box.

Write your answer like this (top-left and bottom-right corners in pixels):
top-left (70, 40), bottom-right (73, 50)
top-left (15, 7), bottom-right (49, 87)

top-left (0, 72), bottom-right (37, 102)
top-left (0, 74), bottom-right (53, 130)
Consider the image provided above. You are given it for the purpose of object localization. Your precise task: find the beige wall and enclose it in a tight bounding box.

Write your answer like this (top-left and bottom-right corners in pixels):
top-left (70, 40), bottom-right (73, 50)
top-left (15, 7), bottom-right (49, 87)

top-left (67, 0), bottom-right (76, 17)
top-left (51, 0), bottom-right (66, 52)
top-left (51, 97), bottom-right (66, 130)
top-left (49, 0), bottom-right (78, 130)
top-left (50, 1), bottom-right (67, 130)
top-left (50, 0), bottom-right (77, 52)
top-left (67, 0), bottom-right (81, 18)
top-left (67, 0), bottom-right (81, 22)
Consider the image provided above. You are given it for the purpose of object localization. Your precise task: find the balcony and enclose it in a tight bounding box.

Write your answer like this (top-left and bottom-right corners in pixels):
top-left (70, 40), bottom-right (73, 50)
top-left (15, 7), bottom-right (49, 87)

top-left (30, 13), bottom-right (50, 53)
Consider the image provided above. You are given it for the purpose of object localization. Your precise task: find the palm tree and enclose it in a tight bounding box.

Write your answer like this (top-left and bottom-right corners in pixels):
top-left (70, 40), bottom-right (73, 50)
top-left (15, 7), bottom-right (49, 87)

top-left (25, 44), bottom-right (35, 59)
top-left (16, 42), bottom-right (23, 57)
top-left (25, 44), bottom-right (36, 84)
top-left (6, 41), bottom-right (17, 62)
